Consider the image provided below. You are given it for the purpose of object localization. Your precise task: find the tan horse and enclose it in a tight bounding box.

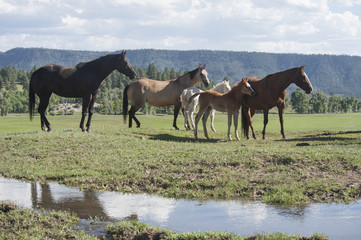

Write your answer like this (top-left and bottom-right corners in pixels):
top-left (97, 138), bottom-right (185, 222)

top-left (191, 79), bottom-right (255, 141)
top-left (123, 65), bottom-right (210, 129)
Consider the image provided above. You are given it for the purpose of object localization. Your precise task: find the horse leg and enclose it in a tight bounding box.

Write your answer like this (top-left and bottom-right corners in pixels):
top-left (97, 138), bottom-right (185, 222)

top-left (189, 110), bottom-right (195, 130)
top-left (233, 111), bottom-right (240, 141)
top-left (278, 106), bottom-right (286, 139)
top-left (194, 106), bottom-right (207, 139)
top-left (189, 102), bottom-right (197, 130)
top-left (247, 109), bottom-right (257, 139)
top-left (184, 108), bottom-right (190, 130)
top-left (173, 103), bottom-right (181, 130)
top-left (85, 94), bottom-right (97, 132)
top-left (38, 94), bottom-right (52, 132)
top-left (210, 109), bottom-right (216, 132)
top-left (241, 106), bottom-right (250, 139)
top-left (129, 106), bottom-right (141, 128)
top-left (80, 96), bottom-right (91, 132)
top-left (262, 109), bottom-right (269, 139)
top-left (227, 112), bottom-right (233, 141)
top-left (202, 107), bottom-right (212, 140)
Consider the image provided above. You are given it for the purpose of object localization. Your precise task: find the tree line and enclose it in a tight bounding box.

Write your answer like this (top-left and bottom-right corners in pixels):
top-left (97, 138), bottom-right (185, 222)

top-left (291, 89), bottom-right (361, 113)
top-left (0, 65), bottom-right (360, 116)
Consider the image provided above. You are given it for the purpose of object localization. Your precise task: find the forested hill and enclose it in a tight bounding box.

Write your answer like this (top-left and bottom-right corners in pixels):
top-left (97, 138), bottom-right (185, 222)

top-left (1, 47), bottom-right (361, 97)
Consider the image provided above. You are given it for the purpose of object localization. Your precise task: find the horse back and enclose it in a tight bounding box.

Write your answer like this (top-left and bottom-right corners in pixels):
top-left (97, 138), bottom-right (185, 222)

top-left (30, 64), bottom-right (96, 97)
top-left (128, 78), bottom-right (181, 107)
top-left (198, 90), bottom-right (238, 113)
top-left (243, 76), bottom-right (285, 109)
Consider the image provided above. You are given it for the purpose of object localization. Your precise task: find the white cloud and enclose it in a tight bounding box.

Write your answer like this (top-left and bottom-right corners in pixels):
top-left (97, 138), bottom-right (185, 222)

top-left (99, 192), bottom-right (176, 222)
top-left (286, 0), bottom-right (321, 8)
top-left (331, 0), bottom-right (361, 7)
top-left (326, 10), bottom-right (361, 37)
top-left (0, 0), bottom-right (16, 13)
top-left (0, 0), bottom-right (360, 55)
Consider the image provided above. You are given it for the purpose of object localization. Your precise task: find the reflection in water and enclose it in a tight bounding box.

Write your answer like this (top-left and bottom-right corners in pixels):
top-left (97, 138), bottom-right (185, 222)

top-left (98, 192), bottom-right (176, 222)
top-left (1, 177), bottom-right (361, 240)
top-left (31, 182), bottom-right (108, 219)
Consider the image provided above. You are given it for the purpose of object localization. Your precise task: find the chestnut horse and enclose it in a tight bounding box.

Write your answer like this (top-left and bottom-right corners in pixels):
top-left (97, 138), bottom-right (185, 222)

top-left (181, 79), bottom-right (231, 131)
top-left (123, 65), bottom-right (210, 129)
top-left (241, 65), bottom-right (313, 139)
top-left (29, 51), bottom-right (136, 132)
top-left (191, 79), bottom-right (255, 141)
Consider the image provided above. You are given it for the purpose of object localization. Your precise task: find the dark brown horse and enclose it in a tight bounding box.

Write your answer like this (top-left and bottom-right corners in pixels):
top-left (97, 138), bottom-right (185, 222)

top-left (123, 65), bottom-right (210, 130)
top-left (241, 66), bottom-right (313, 139)
top-left (29, 51), bottom-right (136, 132)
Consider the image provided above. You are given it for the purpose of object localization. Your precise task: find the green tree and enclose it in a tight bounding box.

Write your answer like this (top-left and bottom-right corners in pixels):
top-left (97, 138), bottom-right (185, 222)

top-left (169, 68), bottom-right (177, 79)
top-left (162, 67), bottom-right (170, 81)
top-left (291, 89), bottom-right (309, 113)
top-left (309, 91), bottom-right (328, 113)
top-left (0, 90), bottom-right (11, 116)
top-left (147, 63), bottom-right (159, 79)
top-left (341, 97), bottom-right (352, 113)
top-left (328, 95), bottom-right (342, 113)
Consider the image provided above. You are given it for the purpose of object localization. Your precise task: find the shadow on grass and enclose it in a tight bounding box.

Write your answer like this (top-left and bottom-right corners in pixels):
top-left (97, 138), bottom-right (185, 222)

top-left (276, 130), bottom-right (361, 145)
top-left (146, 133), bottom-right (221, 143)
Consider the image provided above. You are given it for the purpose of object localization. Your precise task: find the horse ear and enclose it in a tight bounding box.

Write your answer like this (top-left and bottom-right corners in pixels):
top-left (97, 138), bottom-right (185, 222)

top-left (203, 64), bottom-right (206, 69)
top-left (301, 65), bottom-right (305, 71)
top-left (198, 64), bottom-right (202, 69)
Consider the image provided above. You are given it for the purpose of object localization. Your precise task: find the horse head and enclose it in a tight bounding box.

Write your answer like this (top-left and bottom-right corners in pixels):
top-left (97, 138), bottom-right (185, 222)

top-left (295, 65), bottom-right (313, 94)
top-left (117, 50), bottom-right (137, 79)
top-left (222, 79), bottom-right (231, 92)
top-left (240, 78), bottom-right (256, 96)
top-left (199, 64), bottom-right (210, 87)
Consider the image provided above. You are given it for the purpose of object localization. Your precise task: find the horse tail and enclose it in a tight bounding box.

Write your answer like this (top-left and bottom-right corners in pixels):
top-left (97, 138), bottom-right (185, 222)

top-left (189, 92), bottom-right (201, 102)
top-left (29, 73), bottom-right (36, 121)
top-left (241, 105), bottom-right (249, 136)
top-left (123, 84), bottom-right (130, 123)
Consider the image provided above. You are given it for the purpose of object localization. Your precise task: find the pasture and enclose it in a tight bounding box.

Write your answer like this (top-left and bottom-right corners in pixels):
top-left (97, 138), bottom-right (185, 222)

top-left (0, 112), bottom-right (360, 204)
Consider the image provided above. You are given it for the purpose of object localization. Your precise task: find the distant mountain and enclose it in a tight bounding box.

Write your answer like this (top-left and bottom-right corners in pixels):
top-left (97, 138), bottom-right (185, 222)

top-left (1, 47), bottom-right (360, 97)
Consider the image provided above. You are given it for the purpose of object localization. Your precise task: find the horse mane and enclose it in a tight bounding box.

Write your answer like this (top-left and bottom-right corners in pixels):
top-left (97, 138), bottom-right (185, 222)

top-left (263, 67), bottom-right (299, 81)
top-left (188, 68), bottom-right (199, 79)
top-left (231, 80), bottom-right (242, 89)
top-left (76, 62), bottom-right (86, 69)
top-left (77, 54), bottom-right (118, 69)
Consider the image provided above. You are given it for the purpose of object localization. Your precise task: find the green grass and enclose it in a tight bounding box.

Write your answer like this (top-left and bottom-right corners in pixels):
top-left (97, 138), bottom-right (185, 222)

top-left (0, 113), bottom-right (360, 204)
top-left (0, 202), bottom-right (330, 240)
top-left (106, 219), bottom-right (330, 240)
top-left (0, 202), bottom-right (96, 239)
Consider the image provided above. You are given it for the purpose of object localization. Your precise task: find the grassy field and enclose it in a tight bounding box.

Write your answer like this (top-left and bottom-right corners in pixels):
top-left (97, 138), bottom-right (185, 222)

top-left (0, 112), bottom-right (360, 204)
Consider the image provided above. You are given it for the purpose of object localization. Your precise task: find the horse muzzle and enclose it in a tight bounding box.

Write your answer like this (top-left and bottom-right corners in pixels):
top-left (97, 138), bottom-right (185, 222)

top-left (305, 87), bottom-right (313, 94)
top-left (130, 72), bottom-right (137, 80)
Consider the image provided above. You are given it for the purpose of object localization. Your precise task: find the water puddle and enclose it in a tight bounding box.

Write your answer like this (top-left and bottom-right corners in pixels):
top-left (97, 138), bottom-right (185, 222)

top-left (1, 176), bottom-right (360, 239)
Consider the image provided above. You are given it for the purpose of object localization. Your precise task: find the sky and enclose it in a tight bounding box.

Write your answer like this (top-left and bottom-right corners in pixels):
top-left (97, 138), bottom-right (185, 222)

top-left (1, 0), bottom-right (361, 55)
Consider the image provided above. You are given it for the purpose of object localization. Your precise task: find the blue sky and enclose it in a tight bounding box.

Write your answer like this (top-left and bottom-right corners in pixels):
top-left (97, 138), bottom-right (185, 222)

top-left (1, 0), bottom-right (361, 55)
